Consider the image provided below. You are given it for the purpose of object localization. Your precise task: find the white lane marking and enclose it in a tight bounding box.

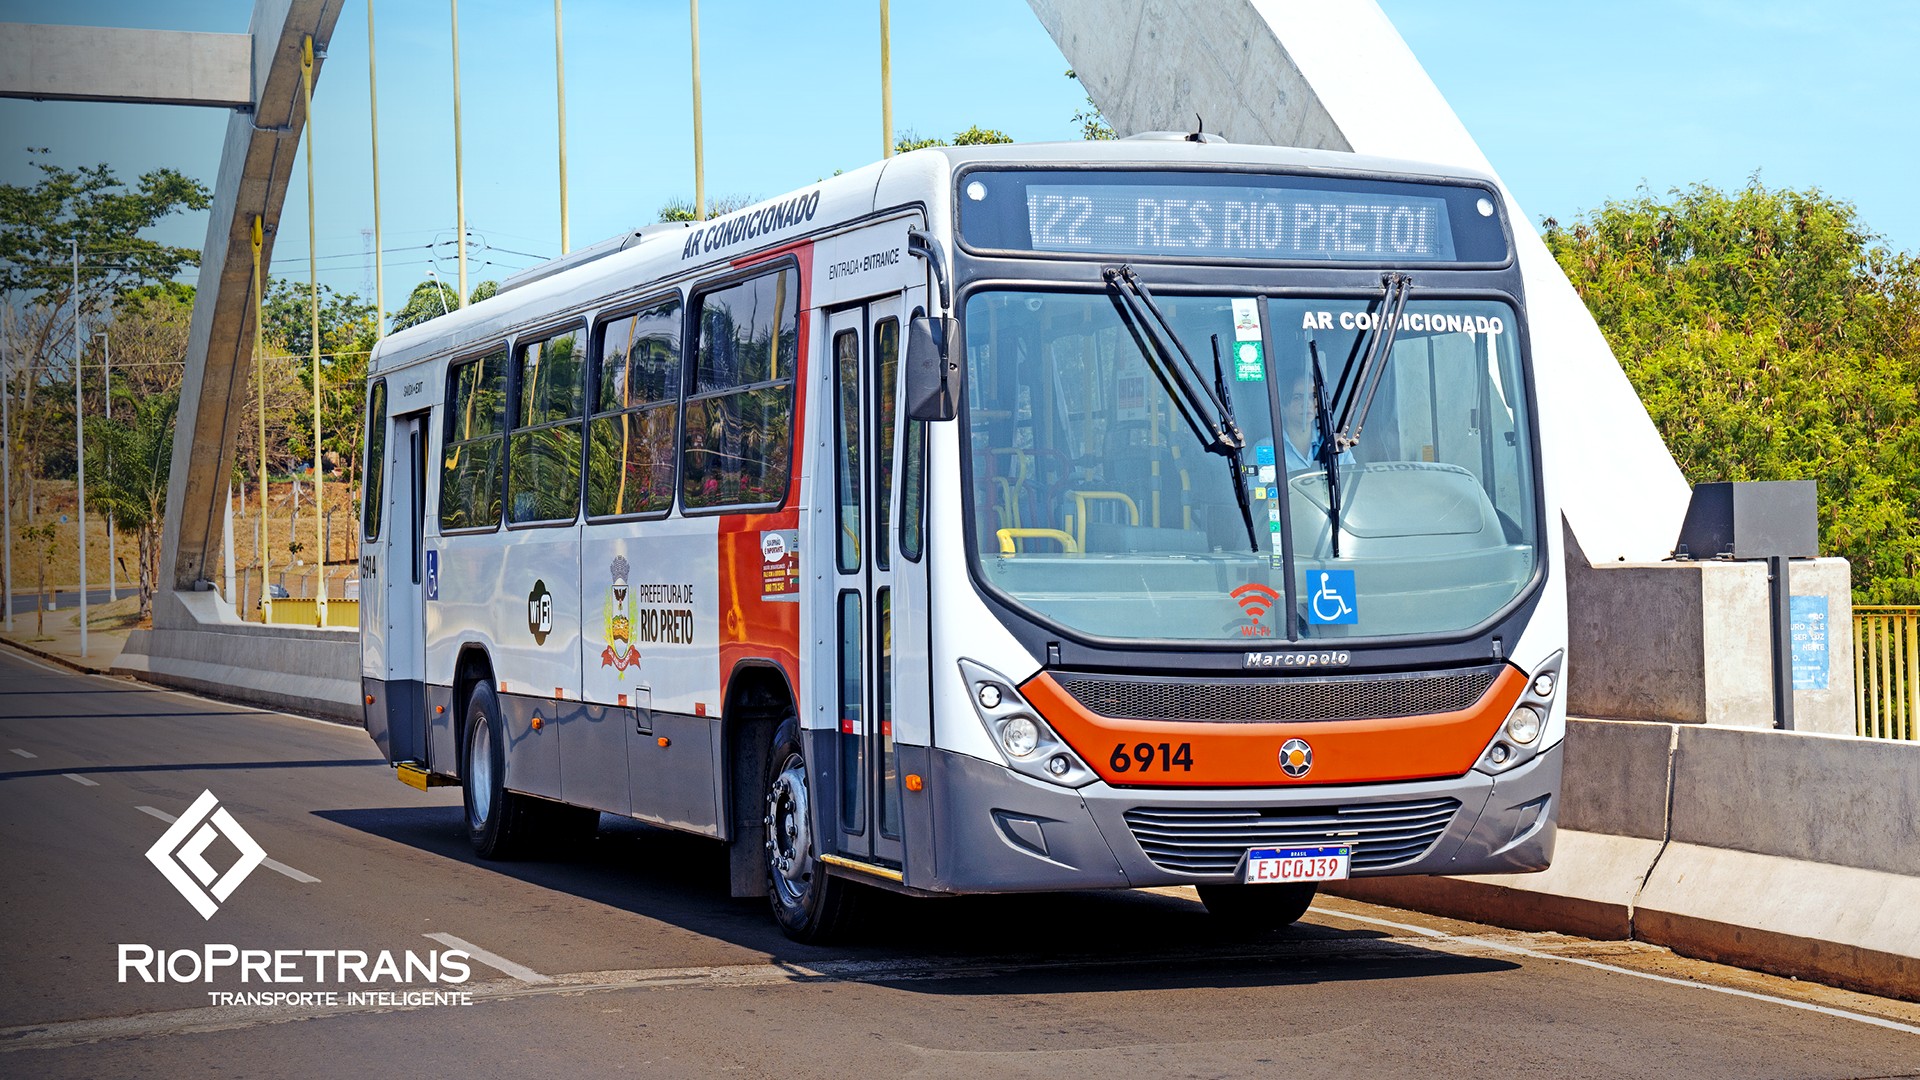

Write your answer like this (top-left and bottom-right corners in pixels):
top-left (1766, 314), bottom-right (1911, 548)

top-left (63, 773), bottom-right (99, 786)
top-left (1324, 907), bottom-right (1920, 1037)
top-left (423, 933), bottom-right (552, 985)
top-left (10, 748), bottom-right (36, 758)
top-left (135, 805), bottom-right (321, 884)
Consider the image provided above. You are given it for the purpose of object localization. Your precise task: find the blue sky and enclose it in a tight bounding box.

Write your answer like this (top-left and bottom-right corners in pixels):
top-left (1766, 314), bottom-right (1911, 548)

top-left (2, 0), bottom-right (1914, 319)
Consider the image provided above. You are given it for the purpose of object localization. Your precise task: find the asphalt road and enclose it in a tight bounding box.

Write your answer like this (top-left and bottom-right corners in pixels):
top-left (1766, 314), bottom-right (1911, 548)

top-left (2, 644), bottom-right (1917, 1078)
top-left (5, 588), bottom-right (119, 612)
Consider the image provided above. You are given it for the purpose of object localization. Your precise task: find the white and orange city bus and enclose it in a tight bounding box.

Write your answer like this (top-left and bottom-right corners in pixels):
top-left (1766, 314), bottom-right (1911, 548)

top-left (360, 137), bottom-right (1567, 941)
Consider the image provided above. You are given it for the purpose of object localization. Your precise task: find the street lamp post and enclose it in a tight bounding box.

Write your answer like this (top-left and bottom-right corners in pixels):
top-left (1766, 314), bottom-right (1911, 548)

top-left (96, 331), bottom-right (116, 603)
top-left (1, 310), bottom-right (13, 633)
top-left (71, 239), bottom-right (87, 658)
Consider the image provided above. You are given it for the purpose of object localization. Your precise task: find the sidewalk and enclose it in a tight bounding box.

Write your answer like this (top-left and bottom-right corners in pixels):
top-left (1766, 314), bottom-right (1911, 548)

top-left (0, 596), bottom-right (138, 675)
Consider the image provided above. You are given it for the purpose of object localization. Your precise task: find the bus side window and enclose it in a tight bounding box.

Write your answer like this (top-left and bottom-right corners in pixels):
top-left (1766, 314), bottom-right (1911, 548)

top-left (683, 266), bottom-right (799, 510)
top-left (507, 326), bottom-right (586, 525)
top-left (362, 379), bottom-right (387, 542)
top-left (588, 296), bottom-right (682, 518)
top-left (440, 348), bottom-right (508, 531)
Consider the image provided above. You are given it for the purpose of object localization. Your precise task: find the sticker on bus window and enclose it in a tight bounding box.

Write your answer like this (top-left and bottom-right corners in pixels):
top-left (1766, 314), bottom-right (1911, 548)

top-left (1232, 340), bottom-right (1265, 382)
top-left (1306, 570), bottom-right (1357, 625)
top-left (1232, 297), bottom-right (1263, 340)
top-left (762, 530), bottom-right (800, 600)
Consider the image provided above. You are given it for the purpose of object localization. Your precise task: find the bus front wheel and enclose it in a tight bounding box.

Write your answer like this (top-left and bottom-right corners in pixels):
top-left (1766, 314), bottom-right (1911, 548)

top-left (462, 681), bottom-right (540, 859)
top-left (764, 715), bottom-right (858, 942)
top-left (1197, 882), bottom-right (1317, 930)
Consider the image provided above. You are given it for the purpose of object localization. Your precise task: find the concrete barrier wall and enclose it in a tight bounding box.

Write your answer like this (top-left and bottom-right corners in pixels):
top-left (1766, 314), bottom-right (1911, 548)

top-left (115, 590), bottom-right (361, 722)
top-left (1333, 719), bottom-right (1920, 1001)
top-left (1564, 530), bottom-right (1855, 734)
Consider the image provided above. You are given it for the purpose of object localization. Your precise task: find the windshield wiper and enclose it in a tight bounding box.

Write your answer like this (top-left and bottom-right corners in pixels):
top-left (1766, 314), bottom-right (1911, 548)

top-left (1308, 340), bottom-right (1344, 559)
top-left (1102, 266), bottom-right (1258, 551)
top-left (1211, 335), bottom-right (1260, 551)
top-left (1329, 272), bottom-right (1412, 453)
top-left (1103, 267), bottom-right (1243, 455)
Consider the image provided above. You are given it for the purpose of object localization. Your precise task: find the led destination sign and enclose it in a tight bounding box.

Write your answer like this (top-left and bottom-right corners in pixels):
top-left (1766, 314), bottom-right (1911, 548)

top-left (959, 170), bottom-right (1509, 265)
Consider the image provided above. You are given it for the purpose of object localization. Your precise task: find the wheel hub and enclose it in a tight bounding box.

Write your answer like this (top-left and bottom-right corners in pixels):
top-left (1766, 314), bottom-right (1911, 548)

top-left (765, 754), bottom-right (812, 906)
top-left (467, 716), bottom-right (493, 828)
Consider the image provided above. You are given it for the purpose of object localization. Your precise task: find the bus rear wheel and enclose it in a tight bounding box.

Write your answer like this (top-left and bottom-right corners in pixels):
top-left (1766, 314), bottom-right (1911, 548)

top-left (462, 681), bottom-right (541, 860)
top-left (1197, 882), bottom-right (1318, 930)
top-left (764, 715), bottom-right (858, 942)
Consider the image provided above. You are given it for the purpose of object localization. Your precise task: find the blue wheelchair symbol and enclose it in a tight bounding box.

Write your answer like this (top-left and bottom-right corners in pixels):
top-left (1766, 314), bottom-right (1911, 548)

top-left (1306, 569), bottom-right (1357, 625)
top-left (425, 550), bottom-right (439, 601)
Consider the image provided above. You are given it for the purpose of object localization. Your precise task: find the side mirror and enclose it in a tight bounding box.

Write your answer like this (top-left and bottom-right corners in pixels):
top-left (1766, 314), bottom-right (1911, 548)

top-left (905, 315), bottom-right (957, 421)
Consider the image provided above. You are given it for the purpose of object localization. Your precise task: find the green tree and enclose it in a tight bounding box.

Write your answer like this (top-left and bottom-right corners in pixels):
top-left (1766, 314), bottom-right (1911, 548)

top-left (1544, 180), bottom-right (1920, 602)
top-left (86, 389), bottom-right (178, 621)
top-left (263, 277), bottom-right (377, 486)
top-left (21, 520), bottom-right (55, 636)
top-left (0, 153), bottom-right (208, 563)
top-left (657, 194), bottom-right (758, 223)
top-left (1066, 69), bottom-right (1116, 140)
top-left (893, 126), bottom-right (1014, 156)
top-left (388, 277), bottom-right (498, 333)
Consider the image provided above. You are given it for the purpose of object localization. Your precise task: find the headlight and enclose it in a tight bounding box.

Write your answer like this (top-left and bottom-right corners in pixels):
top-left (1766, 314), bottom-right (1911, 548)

top-left (1476, 650), bottom-right (1562, 774)
top-left (1505, 705), bottom-right (1542, 745)
top-left (1001, 716), bottom-right (1038, 757)
top-left (959, 658), bottom-right (1096, 788)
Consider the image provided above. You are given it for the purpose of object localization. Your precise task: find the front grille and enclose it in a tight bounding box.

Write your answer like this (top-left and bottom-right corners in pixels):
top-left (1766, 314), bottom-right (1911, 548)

top-left (1123, 797), bottom-right (1461, 875)
top-left (1058, 666), bottom-right (1501, 722)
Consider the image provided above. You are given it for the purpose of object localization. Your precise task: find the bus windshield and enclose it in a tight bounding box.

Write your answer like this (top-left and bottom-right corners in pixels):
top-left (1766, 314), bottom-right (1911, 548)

top-left (963, 288), bottom-right (1538, 643)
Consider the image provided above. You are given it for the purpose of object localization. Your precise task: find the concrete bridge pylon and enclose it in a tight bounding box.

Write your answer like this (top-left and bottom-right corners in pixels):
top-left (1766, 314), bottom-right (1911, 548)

top-left (1029, 0), bottom-right (1693, 564)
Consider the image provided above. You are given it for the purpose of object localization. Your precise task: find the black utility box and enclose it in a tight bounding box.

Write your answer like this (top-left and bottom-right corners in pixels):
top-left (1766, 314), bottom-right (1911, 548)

top-left (1673, 480), bottom-right (1818, 560)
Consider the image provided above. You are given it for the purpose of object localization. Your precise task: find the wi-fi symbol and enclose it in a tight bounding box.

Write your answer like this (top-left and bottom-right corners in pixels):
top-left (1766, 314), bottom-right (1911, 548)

top-left (1231, 583), bottom-right (1282, 620)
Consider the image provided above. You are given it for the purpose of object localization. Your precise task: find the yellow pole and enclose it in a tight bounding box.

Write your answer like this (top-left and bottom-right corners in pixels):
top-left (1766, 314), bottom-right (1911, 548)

top-left (253, 216), bottom-right (269, 623)
top-left (367, 0), bottom-right (386, 336)
top-left (302, 36), bottom-right (326, 627)
top-left (450, 0), bottom-right (469, 305)
top-left (554, 0), bottom-right (570, 253)
top-left (879, 0), bottom-right (892, 157)
top-left (689, 0), bottom-right (705, 221)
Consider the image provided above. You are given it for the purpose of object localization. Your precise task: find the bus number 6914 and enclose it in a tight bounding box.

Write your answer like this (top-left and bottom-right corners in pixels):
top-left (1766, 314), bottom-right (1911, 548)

top-left (1110, 742), bottom-right (1194, 773)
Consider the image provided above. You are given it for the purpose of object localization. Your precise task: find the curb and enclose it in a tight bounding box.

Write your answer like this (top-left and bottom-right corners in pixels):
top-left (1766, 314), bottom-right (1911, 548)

top-left (0, 635), bottom-right (127, 679)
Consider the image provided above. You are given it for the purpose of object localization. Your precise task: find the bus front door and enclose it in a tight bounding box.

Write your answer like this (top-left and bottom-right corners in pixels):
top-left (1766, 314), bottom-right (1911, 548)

top-left (823, 301), bottom-right (906, 868)
top-left (367, 409), bottom-right (429, 765)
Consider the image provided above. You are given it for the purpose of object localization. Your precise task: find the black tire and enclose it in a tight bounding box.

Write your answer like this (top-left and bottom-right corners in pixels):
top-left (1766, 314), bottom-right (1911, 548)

top-left (1197, 882), bottom-right (1318, 929)
top-left (461, 681), bottom-right (544, 859)
top-left (764, 715), bottom-right (859, 942)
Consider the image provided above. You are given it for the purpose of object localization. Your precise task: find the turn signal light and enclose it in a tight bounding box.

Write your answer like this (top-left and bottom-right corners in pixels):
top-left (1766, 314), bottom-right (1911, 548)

top-left (905, 774), bottom-right (924, 792)
top-left (531, 715), bottom-right (543, 731)
top-left (657, 736), bottom-right (671, 748)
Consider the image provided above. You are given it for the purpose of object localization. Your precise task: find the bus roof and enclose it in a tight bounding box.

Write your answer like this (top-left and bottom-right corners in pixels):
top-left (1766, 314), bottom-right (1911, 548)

top-left (369, 138), bottom-right (1503, 378)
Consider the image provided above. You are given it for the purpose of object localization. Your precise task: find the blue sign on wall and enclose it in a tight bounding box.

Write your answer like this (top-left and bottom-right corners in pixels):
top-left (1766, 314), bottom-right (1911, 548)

top-left (1305, 569), bottom-right (1358, 625)
top-left (1789, 594), bottom-right (1829, 691)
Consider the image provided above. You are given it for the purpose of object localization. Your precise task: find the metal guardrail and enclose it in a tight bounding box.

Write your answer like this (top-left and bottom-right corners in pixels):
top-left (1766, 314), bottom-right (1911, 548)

top-left (264, 598), bottom-right (358, 628)
top-left (1854, 606), bottom-right (1919, 740)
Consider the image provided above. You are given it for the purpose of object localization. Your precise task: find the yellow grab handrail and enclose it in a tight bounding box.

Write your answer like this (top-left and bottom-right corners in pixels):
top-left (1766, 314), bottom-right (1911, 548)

top-left (996, 528), bottom-right (1078, 555)
top-left (1067, 490), bottom-right (1140, 550)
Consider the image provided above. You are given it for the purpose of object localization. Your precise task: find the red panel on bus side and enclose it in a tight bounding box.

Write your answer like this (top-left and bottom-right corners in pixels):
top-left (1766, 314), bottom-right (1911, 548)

top-left (1020, 666), bottom-right (1526, 787)
top-left (715, 243), bottom-right (814, 707)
